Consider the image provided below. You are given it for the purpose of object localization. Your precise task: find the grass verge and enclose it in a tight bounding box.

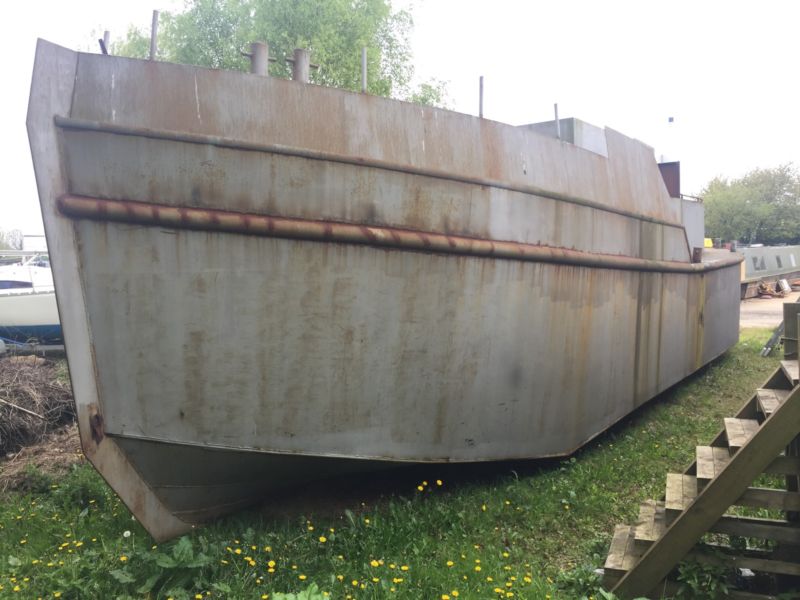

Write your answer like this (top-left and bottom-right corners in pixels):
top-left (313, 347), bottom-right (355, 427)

top-left (0, 328), bottom-right (780, 599)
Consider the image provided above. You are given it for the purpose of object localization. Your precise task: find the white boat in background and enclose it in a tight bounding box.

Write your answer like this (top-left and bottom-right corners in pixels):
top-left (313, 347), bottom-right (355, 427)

top-left (0, 255), bottom-right (62, 345)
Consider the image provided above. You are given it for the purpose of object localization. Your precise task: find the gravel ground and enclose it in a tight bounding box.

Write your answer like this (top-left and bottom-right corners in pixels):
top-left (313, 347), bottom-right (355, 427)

top-left (739, 290), bottom-right (800, 329)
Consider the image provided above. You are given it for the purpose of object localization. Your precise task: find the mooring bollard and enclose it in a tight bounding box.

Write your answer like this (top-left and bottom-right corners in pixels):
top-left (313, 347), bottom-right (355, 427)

top-left (286, 49), bottom-right (318, 83)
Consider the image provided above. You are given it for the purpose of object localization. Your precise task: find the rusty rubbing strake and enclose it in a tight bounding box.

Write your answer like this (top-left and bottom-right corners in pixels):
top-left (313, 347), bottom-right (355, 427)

top-left (57, 195), bottom-right (742, 274)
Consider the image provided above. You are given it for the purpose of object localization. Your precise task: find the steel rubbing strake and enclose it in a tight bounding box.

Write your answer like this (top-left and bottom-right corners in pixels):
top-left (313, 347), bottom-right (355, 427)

top-left (58, 195), bottom-right (742, 274)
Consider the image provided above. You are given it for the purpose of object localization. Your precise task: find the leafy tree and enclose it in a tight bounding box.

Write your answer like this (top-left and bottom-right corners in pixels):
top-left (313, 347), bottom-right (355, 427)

top-left (702, 164), bottom-right (800, 244)
top-left (114, 0), bottom-right (448, 106)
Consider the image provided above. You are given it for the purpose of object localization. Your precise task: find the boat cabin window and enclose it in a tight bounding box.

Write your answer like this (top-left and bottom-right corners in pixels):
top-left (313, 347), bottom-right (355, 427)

top-left (751, 256), bottom-right (766, 271)
top-left (0, 280), bottom-right (33, 289)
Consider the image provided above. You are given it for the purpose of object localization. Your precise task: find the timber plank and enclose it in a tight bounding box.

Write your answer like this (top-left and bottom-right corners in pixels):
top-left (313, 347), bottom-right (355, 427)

top-left (781, 360), bottom-right (799, 384)
top-left (710, 515), bottom-right (800, 544)
top-left (665, 473), bottom-right (697, 521)
top-left (612, 383), bottom-right (800, 598)
top-left (765, 456), bottom-right (800, 475)
top-left (737, 487), bottom-right (800, 512)
top-left (604, 525), bottom-right (640, 580)
top-left (756, 388), bottom-right (790, 418)
top-left (634, 500), bottom-right (666, 548)
top-left (696, 445), bottom-right (731, 484)
top-left (725, 418), bottom-right (761, 452)
top-left (692, 545), bottom-right (800, 577)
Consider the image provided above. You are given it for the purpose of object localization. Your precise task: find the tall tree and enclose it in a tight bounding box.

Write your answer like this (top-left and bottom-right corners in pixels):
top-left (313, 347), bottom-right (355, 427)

top-left (703, 164), bottom-right (800, 244)
top-left (115, 0), bottom-right (447, 106)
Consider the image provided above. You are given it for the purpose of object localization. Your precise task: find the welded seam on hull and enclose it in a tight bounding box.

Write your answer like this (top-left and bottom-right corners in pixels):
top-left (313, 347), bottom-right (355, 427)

top-left (58, 194), bottom-right (743, 274)
top-left (55, 115), bottom-right (684, 229)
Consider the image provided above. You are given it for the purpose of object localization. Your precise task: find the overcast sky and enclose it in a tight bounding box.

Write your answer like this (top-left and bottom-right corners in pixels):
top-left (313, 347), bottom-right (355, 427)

top-left (2, 0), bottom-right (798, 235)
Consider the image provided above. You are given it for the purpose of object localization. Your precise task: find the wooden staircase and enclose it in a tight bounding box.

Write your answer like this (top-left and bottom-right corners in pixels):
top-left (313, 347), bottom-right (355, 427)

top-left (603, 359), bottom-right (800, 599)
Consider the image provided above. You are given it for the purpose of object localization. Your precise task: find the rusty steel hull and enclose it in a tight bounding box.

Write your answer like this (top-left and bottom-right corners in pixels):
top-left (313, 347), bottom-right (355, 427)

top-left (28, 41), bottom-right (741, 540)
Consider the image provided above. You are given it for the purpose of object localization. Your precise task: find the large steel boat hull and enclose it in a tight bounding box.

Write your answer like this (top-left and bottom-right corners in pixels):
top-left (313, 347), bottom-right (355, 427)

top-left (28, 40), bottom-right (742, 540)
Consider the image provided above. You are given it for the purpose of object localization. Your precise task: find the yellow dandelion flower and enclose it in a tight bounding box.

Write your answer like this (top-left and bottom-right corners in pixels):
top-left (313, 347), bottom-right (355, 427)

top-left (370, 560), bottom-right (380, 567)
top-left (474, 566), bottom-right (482, 572)
top-left (264, 546), bottom-right (272, 552)
top-left (318, 535), bottom-right (327, 543)
top-left (416, 485), bottom-right (424, 492)
top-left (364, 518), bottom-right (370, 524)
top-left (486, 577), bottom-right (494, 582)
top-left (351, 580), bottom-right (358, 587)
top-left (299, 574), bottom-right (307, 581)
top-left (400, 565), bottom-right (409, 571)
top-left (475, 559), bottom-right (481, 563)
top-left (502, 552), bottom-right (509, 558)
top-left (442, 595), bottom-right (450, 600)
top-left (19, 539), bottom-right (27, 545)
top-left (262, 595), bottom-right (269, 599)
top-left (119, 556), bottom-right (128, 562)
top-left (436, 479), bottom-right (443, 486)
top-left (392, 577), bottom-right (403, 584)
top-left (506, 593), bottom-right (514, 598)
top-left (336, 575), bottom-right (344, 581)
top-left (481, 504), bottom-right (487, 512)
top-left (195, 595), bottom-right (203, 600)
top-left (13, 586), bottom-right (21, 592)
top-left (371, 577), bottom-right (379, 583)
top-left (268, 560), bottom-right (276, 568)
top-left (446, 560), bottom-right (454, 567)
top-left (388, 563), bottom-right (396, 569)
top-left (308, 525), bottom-right (314, 531)
top-left (268, 568), bottom-right (275, 573)
top-left (523, 576), bottom-right (532, 583)
top-left (451, 591), bottom-right (459, 597)
top-left (494, 588), bottom-right (503, 594)
top-left (54, 594), bottom-right (62, 598)
top-left (234, 548), bottom-right (242, 555)
top-left (220, 560), bottom-right (228, 565)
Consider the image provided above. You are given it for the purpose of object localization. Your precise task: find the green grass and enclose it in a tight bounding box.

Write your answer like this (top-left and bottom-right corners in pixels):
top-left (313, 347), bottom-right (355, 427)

top-left (0, 329), bottom-right (780, 599)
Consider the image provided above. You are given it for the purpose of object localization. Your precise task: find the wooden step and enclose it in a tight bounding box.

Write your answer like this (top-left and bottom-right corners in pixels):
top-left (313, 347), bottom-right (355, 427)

top-left (633, 500), bottom-right (666, 548)
top-left (780, 360), bottom-right (799, 384)
top-left (666, 474), bottom-right (800, 516)
top-left (603, 525), bottom-right (641, 586)
top-left (696, 445), bottom-right (731, 486)
top-left (756, 388), bottom-right (791, 418)
top-left (724, 418), bottom-right (760, 452)
top-left (665, 473), bottom-right (698, 521)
